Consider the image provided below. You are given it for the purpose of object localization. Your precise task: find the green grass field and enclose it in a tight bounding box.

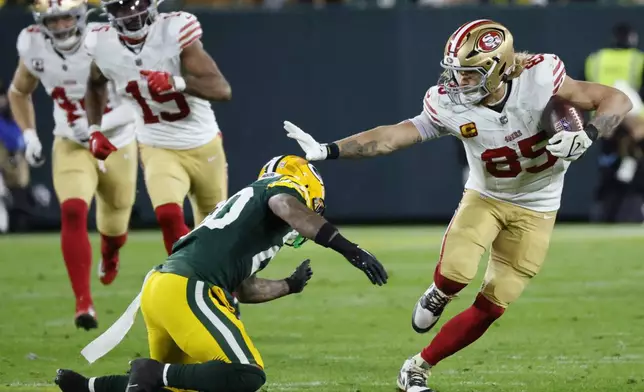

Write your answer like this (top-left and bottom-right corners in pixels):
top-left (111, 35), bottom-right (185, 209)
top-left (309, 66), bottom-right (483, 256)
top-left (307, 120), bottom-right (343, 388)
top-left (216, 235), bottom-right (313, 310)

top-left (1, 225), bottom-right (643, 392)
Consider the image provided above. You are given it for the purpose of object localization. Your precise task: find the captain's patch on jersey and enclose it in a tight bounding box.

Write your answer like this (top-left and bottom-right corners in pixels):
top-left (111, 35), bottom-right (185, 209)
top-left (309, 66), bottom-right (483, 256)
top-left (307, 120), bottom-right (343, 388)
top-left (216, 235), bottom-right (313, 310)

top-left (32, 58), bottom-right (44, 72)
top-left (459, 122), bottom-right (479, 138)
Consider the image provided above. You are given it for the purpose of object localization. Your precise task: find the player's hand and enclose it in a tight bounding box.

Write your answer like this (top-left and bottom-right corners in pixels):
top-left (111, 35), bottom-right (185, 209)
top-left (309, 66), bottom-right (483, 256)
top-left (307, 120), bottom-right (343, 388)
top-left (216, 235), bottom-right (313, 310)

top-left (89, 126), bottom-right (117, 160)
top-left (140, 70), bottom-right (175, 94)
top-left (546, 130), bottom-right (593, 161)
top-left (284, 121), bottom-right (328, 161)
top-left (22, 129), bottom-right (45, 167)
top-left (284, 259), bottom-right (313, 294)
top-left (344, 247), bottom-right (388, 286)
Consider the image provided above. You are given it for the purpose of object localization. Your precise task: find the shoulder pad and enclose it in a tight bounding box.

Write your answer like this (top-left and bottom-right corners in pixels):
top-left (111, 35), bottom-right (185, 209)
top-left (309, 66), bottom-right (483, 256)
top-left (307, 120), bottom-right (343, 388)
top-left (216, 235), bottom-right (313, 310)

top-left (423, 85), bottom-right (450, 126)
top-left (161, 11), bottom-right (202, 51)
top-left (84, 23), bottom-right (112, 56)
top-left (267, 176), bottom-right (311, 203)
top-left (524, 53), bottom-right (567, 95)
top-left (17, 25), bottom-right (41, 56)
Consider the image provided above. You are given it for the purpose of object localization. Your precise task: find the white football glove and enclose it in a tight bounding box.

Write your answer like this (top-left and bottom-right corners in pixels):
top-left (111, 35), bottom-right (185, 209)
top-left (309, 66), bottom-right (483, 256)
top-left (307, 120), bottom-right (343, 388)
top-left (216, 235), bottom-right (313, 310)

top-left (546, 130), bottom-right (593, 161)
top-left (22, 129), bottom-right (45, 167)
top-left (283, 121), bottom-right (328, 161)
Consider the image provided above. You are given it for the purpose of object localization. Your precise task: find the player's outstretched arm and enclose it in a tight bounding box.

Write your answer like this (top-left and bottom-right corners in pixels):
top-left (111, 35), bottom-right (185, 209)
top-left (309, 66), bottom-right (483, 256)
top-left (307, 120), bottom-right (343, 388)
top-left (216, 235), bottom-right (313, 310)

top-left (8, 59), bottom-right (44, 167)
top-left (268, 193), bottom-right (388, 285)
top-left (556, 76), bottom-right (632, 139)
top-left (235, 259), bottom-right (313, 304)
top-left (179, 40), bottom-right (231, 101)
top-left (284, 120), bottom-right (423, 161)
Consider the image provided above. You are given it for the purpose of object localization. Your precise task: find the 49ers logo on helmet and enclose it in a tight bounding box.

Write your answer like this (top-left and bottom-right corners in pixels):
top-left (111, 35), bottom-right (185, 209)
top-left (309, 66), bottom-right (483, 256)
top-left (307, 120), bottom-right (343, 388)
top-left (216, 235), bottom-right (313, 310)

top-left (477, 31), bottom-right (503, 53)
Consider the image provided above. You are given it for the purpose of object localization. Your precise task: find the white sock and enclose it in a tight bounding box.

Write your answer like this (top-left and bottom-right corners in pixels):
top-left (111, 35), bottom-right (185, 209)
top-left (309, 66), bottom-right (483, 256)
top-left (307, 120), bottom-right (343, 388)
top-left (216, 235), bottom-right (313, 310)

top-left (413, 353), bottom-right (431, 369)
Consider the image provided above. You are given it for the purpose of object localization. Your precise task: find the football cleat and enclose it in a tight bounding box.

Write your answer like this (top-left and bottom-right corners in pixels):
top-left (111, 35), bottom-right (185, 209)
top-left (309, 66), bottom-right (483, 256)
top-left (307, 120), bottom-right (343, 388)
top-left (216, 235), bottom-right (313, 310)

top-left (411, 283), bottom-right (452, 333)
top-left (54, 369), bottom-right (90, 392)
top-left (75, 303), bottom-right (98, 331)
top-left (98, 257), bottom-right (119, 285)
top-left (126, 358), bottom-right (165, 392)
top-left (397, 356), bottom-right (434, 392)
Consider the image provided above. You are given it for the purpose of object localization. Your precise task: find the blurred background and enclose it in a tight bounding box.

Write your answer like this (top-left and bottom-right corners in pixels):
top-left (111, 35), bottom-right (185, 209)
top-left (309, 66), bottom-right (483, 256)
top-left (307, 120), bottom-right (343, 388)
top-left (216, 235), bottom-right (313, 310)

top-left (1, 0), bottom-right (644, 233)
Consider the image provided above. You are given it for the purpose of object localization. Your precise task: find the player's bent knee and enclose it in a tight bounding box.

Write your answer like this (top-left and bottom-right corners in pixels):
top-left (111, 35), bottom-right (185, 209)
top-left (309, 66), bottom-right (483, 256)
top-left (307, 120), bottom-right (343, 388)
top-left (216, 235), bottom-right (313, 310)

top-left (227, 363), bottom-right (266, 392)
top-left (438, 256), bottom-right (478, 284)
top-left (97, 208), bottom-right (131, 237)
top-left (481, 273), bottom-right (531, 308)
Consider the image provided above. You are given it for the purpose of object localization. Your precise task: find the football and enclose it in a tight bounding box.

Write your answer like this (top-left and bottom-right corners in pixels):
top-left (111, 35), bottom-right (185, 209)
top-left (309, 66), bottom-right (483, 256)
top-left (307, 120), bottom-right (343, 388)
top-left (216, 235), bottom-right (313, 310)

top-left (540, 95), bottom-right (585, 138)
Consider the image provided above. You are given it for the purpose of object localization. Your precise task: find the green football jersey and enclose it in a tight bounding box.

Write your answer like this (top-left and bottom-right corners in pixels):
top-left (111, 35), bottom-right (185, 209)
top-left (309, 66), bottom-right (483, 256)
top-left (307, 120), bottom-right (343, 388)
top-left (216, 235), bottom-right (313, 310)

top-left (158, 175), bottom-right (308, 292)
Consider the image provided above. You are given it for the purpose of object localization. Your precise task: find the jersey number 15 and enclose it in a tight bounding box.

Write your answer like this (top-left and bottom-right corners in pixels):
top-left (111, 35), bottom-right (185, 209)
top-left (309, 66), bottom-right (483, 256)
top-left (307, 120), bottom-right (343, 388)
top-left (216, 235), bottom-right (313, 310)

top-left (125, 81), bottom-right (191, 124)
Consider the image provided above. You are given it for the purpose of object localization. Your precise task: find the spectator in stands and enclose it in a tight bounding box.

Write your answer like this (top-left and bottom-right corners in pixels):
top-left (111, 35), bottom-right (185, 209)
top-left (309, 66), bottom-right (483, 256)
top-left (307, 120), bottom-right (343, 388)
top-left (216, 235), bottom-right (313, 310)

top-left (591, 81), bottom-right (644, 223)
top-left (0, 79), bottom-right (31, 232)
top-left (584, 22), bottom-right (644, 98)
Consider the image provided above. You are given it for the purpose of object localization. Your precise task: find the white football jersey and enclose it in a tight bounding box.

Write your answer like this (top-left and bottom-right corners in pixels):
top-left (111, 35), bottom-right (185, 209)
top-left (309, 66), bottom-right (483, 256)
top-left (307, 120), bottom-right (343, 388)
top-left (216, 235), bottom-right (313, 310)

top-left (411, 53), bottom-right (569, 212)
top-left (84, 12), bottom-right (220, 150)
top-left (16, 23), bottom-right (136, 148)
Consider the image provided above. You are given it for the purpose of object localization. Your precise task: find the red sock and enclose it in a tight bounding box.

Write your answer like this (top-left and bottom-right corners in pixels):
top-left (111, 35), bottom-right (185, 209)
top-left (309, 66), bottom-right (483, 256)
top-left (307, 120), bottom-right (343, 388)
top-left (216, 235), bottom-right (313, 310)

top-left (60, 199), bottom-right (92, 307)
top-left (433, 263), bottom-right (467, 296)
top-left (421, 294), bottom-right (505, 366)
top-left (155, 203), bottom-right (190, 255)
top-left (101, 233), bottom-right (127, 264)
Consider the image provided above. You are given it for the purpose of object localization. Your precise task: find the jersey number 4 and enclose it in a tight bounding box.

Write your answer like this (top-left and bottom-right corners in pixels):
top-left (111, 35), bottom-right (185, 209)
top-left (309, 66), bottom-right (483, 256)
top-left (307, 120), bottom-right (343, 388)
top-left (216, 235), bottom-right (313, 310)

top-left (481, 131), bottom-right (557, 178)
top-left (52, 87), bottom-right (112, 126)
top-left (125, 81), bottom-right (190, 124)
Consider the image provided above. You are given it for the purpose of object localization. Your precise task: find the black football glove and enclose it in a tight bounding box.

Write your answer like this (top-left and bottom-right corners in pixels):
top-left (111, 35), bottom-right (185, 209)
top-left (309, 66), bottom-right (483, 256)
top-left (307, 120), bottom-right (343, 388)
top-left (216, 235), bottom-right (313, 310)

top-left (343, 247), bottom-right (388, 286)
top-left (284, 259), bottom-right (313, 294)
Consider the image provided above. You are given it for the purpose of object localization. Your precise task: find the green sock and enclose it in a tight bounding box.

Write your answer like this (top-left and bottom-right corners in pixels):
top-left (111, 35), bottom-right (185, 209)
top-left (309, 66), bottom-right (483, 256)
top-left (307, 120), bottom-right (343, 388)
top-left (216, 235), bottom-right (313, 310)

top-left (166, 360), bottom-right (266, 392)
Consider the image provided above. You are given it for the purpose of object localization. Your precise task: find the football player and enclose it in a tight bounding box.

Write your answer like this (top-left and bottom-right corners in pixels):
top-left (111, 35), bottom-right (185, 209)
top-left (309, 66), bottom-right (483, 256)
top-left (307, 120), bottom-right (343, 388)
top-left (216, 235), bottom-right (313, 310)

top-left (8, 0), bottom-right (138, 330)
top-left (83, 0), bottom-right (231, 255)
top-left (54, 155), bottom-right (388, 392)
top-left (283, 20), bottom-right (632, 392)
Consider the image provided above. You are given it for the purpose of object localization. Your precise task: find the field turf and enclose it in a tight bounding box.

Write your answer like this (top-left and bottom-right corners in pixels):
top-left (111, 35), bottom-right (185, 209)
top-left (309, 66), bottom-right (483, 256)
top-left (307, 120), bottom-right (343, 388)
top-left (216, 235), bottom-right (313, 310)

top-left (0, 225), bottom-right (643, 391)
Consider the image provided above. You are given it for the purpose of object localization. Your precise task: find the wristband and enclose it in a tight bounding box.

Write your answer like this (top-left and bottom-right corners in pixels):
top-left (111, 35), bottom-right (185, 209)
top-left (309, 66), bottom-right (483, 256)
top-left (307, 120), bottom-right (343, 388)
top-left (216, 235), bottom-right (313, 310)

top-left (173, 76), bottom-right (187, 92)
top-left (584, 124), bottom-right (599, 142)
top-left (325, 143), bottom-right (340, 160)
top-left (284, 276), bottom-right (298, 294)
top-left (314, 222), bottom-right (356, 254)
top-left (89, 124), bottom-right (101, 134)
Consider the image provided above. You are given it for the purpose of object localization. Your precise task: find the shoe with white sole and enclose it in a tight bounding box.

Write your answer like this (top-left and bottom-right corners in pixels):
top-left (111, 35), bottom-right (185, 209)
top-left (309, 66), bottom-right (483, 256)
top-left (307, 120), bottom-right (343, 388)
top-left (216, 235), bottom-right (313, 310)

top-left (411, 283), bottom-right (452, 333)
top-left (396, 355), bottom-right (434, 392)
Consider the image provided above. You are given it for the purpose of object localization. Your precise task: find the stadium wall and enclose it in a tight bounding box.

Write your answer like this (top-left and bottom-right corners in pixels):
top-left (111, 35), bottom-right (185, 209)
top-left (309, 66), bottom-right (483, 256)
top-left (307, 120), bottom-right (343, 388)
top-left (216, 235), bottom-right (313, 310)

top-left (1, 5), bottom-right (642, 229)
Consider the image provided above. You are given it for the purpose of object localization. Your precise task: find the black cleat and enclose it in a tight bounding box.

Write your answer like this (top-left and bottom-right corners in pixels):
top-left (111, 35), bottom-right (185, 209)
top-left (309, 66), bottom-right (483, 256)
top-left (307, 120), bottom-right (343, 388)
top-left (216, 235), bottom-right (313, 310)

top-left (126, 358), bottom-right (165, 392)
top-left (75, 313), bottom-right (98, 331)
top-left (54, 369), bottom-right (90, 392)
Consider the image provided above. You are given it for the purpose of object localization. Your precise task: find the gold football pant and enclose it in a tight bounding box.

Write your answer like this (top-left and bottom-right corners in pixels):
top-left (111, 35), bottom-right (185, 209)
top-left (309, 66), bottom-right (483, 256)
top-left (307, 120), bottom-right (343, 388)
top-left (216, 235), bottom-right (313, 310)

top-left (141, 271), bottom-right (264, 368)
top-left (139, 135), bottom-right (228, 225)
top-left (52, 137), bottom-right (137, 236)
top-left (438, 189), bottom-right (557, 308)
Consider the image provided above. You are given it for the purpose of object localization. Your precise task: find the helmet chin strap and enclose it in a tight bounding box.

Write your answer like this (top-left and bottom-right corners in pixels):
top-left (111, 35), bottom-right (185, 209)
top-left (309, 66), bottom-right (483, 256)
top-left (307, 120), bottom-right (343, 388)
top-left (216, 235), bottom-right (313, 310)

top-left (52, 32), bottom-right (82, 54)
